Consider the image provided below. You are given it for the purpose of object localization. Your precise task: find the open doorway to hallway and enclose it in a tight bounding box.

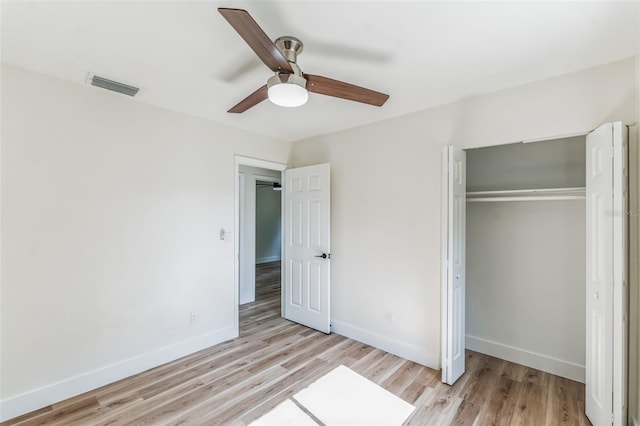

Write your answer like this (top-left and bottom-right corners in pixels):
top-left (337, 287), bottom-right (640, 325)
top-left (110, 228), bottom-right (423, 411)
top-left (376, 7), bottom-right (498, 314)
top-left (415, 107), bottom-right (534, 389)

top-left (238, 165), bottom-right (282, 335)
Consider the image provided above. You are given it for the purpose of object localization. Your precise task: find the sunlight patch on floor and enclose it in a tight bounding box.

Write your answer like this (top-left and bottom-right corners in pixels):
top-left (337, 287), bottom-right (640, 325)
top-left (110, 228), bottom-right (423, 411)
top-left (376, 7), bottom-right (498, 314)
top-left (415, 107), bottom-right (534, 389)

top-left (250, 365), bottom-right (415, 426)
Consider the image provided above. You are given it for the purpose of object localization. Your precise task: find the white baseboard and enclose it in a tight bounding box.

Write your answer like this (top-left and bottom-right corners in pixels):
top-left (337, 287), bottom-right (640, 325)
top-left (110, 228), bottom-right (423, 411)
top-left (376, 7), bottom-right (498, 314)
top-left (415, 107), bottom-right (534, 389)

top-left (330, 320), bottom-right (439, 370)
top-left (466, 335), bottom-right (585, 383)
top-left (239, 294), bottom-right (255, 305)
top-left (256, 256), bottom-right (281, 264)
top-left (0, 326), bottom-right (237, 422)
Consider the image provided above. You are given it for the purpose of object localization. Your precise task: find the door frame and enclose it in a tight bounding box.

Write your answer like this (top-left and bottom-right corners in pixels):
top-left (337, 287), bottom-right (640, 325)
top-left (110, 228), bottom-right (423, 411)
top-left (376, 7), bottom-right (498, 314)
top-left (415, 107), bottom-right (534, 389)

top-left (611, 122), bottom-right (628, 426)
top-left (440, 126), bottom-right (631, 405)
top-left (441, 135), bottom-right (591, 384)
top-left (234, 156), bottom-right (287, 335)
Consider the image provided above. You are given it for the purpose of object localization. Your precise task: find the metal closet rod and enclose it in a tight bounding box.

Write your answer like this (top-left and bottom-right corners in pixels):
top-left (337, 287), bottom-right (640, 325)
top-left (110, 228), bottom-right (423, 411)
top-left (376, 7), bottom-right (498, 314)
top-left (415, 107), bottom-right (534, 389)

top-left (466, 187), bottom-right (586, 202)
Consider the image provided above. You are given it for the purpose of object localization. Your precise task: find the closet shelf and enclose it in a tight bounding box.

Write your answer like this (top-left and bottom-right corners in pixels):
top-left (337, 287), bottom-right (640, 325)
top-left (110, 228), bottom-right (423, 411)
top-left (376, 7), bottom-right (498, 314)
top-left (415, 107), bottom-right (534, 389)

top-left (466, 187), bottom-right (586, 202)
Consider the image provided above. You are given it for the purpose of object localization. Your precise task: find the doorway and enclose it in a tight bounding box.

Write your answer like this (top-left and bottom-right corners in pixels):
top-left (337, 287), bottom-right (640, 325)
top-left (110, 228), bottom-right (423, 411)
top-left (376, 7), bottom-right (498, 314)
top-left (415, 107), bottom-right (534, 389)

top-left (234, 157), bottom-right (287, 335)
top-left (441, 122), bottom-right (631, 425)
top-left (234, 157), bottom-right (333, 336)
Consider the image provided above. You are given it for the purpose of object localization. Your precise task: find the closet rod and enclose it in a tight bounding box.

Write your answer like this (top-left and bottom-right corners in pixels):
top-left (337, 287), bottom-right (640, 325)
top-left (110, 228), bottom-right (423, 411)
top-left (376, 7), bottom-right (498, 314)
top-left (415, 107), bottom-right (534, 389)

top-left (467, 195), bottom-right (585, 202)
top-left (467, 187), bottom-right (585, 196)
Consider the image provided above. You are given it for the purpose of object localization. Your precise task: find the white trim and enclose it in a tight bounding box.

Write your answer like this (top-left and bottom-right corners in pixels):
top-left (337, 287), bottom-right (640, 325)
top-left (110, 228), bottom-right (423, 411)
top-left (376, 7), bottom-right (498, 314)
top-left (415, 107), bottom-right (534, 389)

top-left (0, 326), bottom-right (236, 422)
top-left (256, 255), bottom-right (281, 264)
top-left (240, 173), bottom-right (257, 304)
top-left (331, 320), bottom-right (439, 370)
top-left (612, 122), bottom-right (628, 426)
top-left (234, 156), bottom-right (287, 335)
top-left (521, 130), bottom-right (590, 144)
top-left (440, 147), bottom-right (449, 379)
top-left (238, 172), bottom-right (254, 305)
top-left (629, 123), bottom-right (639, 426)
top-left (236, 156), bottom-right (288, 172)
top-left (465, 334), bottom-right (585, 383)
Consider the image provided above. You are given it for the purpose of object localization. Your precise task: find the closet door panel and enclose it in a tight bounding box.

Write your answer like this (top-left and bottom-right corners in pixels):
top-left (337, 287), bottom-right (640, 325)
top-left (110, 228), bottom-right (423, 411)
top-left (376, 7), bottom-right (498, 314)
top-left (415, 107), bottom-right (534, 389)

top-left (585, 121), bottom-right (627, 426)
top-left (442, 146), bottom-right (466, 385)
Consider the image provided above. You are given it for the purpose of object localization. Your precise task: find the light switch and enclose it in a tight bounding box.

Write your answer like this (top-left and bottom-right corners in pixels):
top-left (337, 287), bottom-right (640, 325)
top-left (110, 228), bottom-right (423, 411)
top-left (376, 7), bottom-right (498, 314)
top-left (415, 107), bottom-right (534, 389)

top-left (219, 228), bottom-right (233, 241)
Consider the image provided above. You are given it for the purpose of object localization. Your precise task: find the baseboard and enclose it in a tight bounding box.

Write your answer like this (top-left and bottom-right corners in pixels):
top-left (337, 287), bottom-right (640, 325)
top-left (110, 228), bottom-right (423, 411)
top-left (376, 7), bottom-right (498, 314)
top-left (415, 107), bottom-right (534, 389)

top-left (239, 294), bottom-right (255, 305)
top-left (256, 256), bottom-right (281, 264)
top-left (330, 320), bottom-right (439, 370)
top-left (466, 335), bottom-right (585, 383)
top-left (0, 326), bottom-right (237, 422)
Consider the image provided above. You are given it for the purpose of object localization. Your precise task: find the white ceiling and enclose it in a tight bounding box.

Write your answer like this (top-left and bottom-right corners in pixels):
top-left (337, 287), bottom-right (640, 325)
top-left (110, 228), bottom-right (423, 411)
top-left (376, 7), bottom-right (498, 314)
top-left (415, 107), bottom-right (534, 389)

top-left (2, 1), bottom-right (638, 142)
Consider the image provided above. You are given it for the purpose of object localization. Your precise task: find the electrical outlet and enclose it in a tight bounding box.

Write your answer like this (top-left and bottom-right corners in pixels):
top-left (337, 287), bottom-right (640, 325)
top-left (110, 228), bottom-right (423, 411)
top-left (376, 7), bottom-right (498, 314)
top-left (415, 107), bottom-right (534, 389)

top-left (190, 311), bottom-right (199, 325)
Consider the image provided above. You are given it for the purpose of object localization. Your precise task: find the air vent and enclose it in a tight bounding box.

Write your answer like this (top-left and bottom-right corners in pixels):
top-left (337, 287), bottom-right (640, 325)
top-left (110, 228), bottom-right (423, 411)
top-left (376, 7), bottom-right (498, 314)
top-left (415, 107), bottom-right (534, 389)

top-left (90, 75), bottom-right (139, 97)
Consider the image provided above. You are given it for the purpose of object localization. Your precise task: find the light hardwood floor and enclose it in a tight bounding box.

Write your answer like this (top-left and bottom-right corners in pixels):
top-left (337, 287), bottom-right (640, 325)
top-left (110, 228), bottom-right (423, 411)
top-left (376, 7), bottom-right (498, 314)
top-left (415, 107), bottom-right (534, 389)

top-left (4, 262), bottom-right (590, 425)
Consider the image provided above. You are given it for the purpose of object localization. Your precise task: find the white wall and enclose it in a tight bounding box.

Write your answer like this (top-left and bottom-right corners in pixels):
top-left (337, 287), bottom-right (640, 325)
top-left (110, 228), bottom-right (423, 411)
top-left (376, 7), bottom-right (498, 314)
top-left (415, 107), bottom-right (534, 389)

top-left (291, 57), bottom-right (637, 369)
top-left (255, 183), bottom-right (281, 264)
top-left (0, 64), bottom-right (291, 420)
top-left (465, 136), bottom-right (586, 192)
top-left (466, 201), bottom-right (586, 381)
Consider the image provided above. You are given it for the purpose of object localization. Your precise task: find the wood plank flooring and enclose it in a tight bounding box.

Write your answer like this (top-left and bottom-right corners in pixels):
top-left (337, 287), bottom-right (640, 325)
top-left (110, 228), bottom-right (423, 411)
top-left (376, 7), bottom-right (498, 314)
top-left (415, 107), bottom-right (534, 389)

top-left (3, 262), bottom-right (590, 425)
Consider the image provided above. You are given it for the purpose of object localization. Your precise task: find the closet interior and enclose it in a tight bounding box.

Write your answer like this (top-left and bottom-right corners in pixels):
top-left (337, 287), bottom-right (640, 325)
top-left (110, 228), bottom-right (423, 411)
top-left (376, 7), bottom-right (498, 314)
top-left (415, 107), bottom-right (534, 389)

top-left (465, 135), bottom-right (587, 382)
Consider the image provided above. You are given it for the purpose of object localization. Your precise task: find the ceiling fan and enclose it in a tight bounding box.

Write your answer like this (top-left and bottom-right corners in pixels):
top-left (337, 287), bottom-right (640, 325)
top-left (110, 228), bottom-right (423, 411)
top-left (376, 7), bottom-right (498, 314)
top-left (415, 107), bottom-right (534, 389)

top-left (218, 8), bottom-right (390, 113)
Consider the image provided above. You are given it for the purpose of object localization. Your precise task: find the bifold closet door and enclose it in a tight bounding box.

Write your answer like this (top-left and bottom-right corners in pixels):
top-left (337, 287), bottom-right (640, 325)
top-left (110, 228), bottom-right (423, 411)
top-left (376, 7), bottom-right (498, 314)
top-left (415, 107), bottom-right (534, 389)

top-left (441, 146), bottom-right (466, 385)
top-left (585, 122), bottom-right (628, 426)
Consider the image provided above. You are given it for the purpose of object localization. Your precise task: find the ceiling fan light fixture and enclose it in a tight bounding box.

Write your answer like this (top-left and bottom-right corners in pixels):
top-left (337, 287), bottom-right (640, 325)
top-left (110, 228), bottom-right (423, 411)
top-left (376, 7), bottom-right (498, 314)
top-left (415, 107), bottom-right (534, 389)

top-left (267, 73), bottom-right (308, 107)
top-left (219, 8), bottom-right (389, 113)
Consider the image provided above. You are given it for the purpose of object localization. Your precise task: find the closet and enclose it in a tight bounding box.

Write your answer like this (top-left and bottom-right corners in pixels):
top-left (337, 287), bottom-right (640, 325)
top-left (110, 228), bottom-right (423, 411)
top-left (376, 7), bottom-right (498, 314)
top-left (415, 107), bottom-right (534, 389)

top-left (464, 135), bottom-right (587, 382)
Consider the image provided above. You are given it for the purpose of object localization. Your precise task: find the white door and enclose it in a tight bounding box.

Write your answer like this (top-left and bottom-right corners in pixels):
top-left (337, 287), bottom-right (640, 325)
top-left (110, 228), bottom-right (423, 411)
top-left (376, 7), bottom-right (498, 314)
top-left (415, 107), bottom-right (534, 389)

top-left (283, 163), bottom-right (331, 333)
top-left (585, 122), bottom-right (628, 426)
top-left (441, 146), bottom-right (466, 385)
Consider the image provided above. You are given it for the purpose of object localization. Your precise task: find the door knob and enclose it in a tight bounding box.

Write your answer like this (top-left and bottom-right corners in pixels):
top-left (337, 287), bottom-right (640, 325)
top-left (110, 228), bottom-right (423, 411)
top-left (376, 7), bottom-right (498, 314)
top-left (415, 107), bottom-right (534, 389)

top-left (315, 253), bottom-right (330, 259)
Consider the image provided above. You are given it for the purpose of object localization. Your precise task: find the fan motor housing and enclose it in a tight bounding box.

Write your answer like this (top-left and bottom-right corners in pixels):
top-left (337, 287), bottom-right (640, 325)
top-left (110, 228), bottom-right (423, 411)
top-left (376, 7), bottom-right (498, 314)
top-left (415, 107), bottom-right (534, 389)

top-left (275, 36), bottom-right (303, 63)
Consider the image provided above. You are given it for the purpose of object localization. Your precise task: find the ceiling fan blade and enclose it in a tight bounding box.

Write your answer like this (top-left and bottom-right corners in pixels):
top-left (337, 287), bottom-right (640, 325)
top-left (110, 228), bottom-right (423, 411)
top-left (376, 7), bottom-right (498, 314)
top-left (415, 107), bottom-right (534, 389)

top-left (228, 85), bottom-right (268, 113)
top-left (305, 74), bottom-right (389, 107)
top-left (218, 8), bottom-right (293, 74)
